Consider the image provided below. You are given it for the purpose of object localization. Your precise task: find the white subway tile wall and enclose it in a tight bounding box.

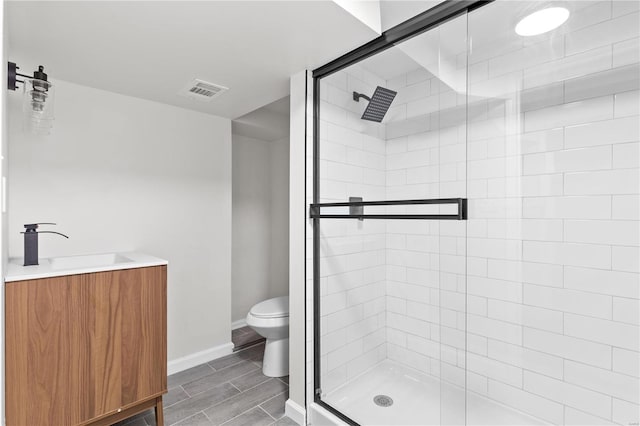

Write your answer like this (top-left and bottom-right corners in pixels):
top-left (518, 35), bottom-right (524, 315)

top-left (317, 65), bottom-right (388, 394)
top-left (465, 1), bottom-right (639, 423)
top-left (307, 1), bottom-right (639, 424)
top-left (387, 21), bottom-right (469, 392)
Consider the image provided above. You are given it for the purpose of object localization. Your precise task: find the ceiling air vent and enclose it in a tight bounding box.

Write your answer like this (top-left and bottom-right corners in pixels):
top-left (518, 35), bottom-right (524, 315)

top-left (179, 79), bottom-right (228, 102)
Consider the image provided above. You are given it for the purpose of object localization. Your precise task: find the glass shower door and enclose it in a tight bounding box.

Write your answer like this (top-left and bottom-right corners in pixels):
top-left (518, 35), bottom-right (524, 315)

top-left (312, 8), bottom-right (470, 425)
top-left (311, 1), bottom-right (640, 424)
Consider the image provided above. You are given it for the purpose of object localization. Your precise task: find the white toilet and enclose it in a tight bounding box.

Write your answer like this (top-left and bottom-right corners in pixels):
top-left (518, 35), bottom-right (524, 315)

top-left (246, 296), bottom-right (289, 377)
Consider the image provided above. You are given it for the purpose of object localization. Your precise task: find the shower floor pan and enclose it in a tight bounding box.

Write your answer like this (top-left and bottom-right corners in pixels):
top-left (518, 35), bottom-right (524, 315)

top-left (323, 360), bottom-right (548, 425)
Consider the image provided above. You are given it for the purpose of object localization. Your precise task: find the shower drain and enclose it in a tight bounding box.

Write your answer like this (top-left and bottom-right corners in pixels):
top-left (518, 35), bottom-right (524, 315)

top-left (373, 395), bottom-right (394, 407)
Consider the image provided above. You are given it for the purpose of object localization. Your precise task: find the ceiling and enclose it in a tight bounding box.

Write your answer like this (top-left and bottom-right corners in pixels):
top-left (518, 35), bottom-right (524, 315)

top-left (7, 1), bottom-right (379, 119)
top-left (379, 1), bottom-right (443, 31)
top-left (232, 96), bottom-right (290, 142)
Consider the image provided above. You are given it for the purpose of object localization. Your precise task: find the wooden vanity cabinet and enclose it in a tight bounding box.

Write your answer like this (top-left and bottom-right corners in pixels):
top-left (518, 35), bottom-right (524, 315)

top-left (6, 265), bottom-right (167, 426)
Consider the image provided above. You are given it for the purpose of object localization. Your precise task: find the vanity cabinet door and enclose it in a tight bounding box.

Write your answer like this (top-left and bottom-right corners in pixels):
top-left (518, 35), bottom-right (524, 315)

top-left (90, 270), bottom-right (124, 418)
top-left (6, 274), bottom-right (94, 425)
top-left (118, 266), bottom-right (167, 406)
top-left (5, 266), bottom-right (167, 426)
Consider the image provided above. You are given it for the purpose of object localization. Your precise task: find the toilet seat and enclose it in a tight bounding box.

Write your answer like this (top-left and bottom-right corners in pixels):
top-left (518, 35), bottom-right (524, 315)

top-left (249, 296), bottom-right (289, 319)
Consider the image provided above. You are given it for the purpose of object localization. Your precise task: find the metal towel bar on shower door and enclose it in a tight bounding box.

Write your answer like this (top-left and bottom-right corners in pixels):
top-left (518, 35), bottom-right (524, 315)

top-left (309, 198), bottom-right (468, 220)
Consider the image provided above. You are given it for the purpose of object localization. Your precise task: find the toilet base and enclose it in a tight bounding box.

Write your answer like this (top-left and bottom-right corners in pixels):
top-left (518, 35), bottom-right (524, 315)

top-left (262, 337), bottom-right (289, 377)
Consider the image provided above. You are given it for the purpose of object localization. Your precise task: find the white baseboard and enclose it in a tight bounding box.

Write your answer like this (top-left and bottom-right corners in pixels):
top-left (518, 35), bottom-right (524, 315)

top-left (285, 399), bottom-right (306, 425)
top-left (167, 342), bottom-right (234, 376)
top-left (308, 402), bottom-right (350, 425)
top-left (231, 319), bottom-right (247, 330)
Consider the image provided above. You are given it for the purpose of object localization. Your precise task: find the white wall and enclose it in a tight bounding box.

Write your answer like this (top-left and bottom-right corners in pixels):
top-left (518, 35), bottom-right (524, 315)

top-left (232, 134), bottom-right (289, 324)
top-left (332, 0), bottom-right (382, 34)
top-left (289, 70), bottom-right (308, 414)
top-left (232, 134), bottom-right (271, 324)
top-left (269, 137), bottom-right (290, 292)
top-left (1, 0), bottom-right (8, 422)
top-left (7, 79), bottom-right (232, 363)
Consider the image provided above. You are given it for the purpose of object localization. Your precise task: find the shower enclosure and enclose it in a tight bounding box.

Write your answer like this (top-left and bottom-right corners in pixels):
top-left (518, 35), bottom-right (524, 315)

top-left (308, 0), bottom-right (639, 425)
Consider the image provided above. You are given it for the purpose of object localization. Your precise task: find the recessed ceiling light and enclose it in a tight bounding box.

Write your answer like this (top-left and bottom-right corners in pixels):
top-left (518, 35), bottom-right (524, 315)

top-left (515, 7), bottom-right (570, 36)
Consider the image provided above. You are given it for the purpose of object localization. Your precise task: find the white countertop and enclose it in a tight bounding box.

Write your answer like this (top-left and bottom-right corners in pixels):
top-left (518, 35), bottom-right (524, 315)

top-left (5, 252), bottom-right (168, 282)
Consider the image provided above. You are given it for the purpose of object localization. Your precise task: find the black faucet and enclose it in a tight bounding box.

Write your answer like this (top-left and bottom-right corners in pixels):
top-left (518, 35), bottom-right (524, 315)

top-left (22, 223), bottom-right (69, 266)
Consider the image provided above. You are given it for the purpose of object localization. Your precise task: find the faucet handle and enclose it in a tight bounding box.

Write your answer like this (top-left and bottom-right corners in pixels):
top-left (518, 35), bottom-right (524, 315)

top-left (23, 223), bottom-right (56, 231)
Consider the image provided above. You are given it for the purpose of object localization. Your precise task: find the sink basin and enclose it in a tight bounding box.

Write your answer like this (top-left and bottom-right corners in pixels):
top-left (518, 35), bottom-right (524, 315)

top-left (49, 253), bottom-right (133, 270)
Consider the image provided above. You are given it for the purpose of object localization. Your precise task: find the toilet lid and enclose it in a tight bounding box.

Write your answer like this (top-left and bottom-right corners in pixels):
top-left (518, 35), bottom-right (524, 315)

top-left (250, 296), bottom-right (289, 318)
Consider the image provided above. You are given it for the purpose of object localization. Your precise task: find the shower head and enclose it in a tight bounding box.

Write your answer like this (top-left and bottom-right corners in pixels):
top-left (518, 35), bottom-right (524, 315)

top-left (353, 86), bottom-right (397, 122)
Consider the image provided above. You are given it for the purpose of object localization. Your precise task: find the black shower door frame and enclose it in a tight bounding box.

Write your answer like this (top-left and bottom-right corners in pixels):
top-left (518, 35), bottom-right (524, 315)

top-left (310, 1), bottom-right (493, 425)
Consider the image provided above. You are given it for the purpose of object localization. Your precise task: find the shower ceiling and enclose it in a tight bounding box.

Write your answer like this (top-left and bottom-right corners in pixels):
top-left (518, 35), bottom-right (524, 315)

top-left (359, 0), bottom-right (607, 101)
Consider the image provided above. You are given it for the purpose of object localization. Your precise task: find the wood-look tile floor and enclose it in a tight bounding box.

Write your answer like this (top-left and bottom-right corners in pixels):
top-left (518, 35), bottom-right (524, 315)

top-left (115, 343), bottom-right (297, 426)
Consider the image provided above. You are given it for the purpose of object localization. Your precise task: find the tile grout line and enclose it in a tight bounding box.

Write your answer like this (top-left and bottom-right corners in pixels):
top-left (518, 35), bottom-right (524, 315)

top-left (218, 405), bottom-right (264, 426)
top-left (180, 384), bottom-right (196, 399)
top-left (237, 377), bottom-right (277, 394)
top-left (213, 380), bottom-right (289, 425)
top-left (259, 405), bottom-right (278, 421)
top-left (181, 361), bottom-right (262, 398)
top-left (162, 386), bottom-right (188, 409)
top-left (170, 410), bottom-right (208, 426)
top-left (202, 410), bottom-right (214, 424)
top-left (169, 363), bottom-right (216, 388)
top-left (259, 389), bottom-right (290, 414)
top-left (166, 382), bottom-right (247, 424)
